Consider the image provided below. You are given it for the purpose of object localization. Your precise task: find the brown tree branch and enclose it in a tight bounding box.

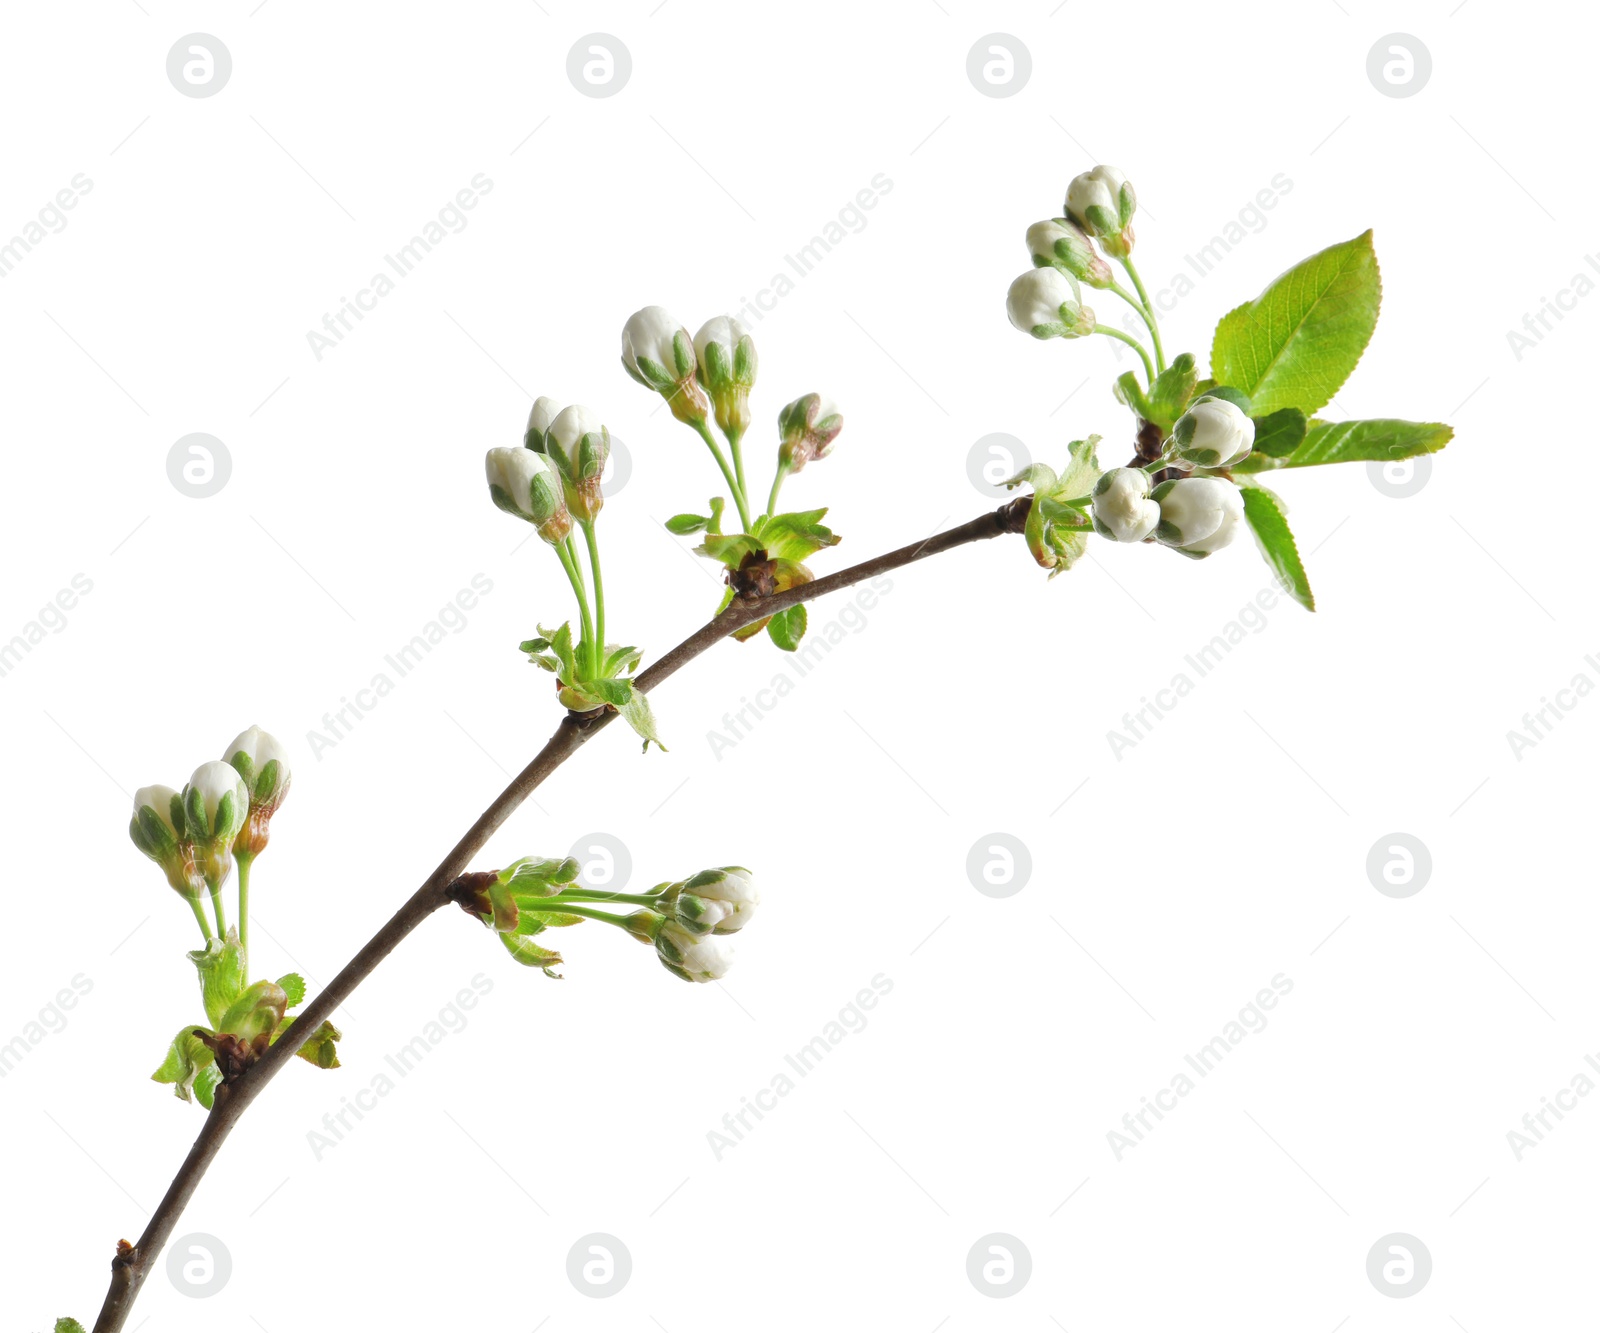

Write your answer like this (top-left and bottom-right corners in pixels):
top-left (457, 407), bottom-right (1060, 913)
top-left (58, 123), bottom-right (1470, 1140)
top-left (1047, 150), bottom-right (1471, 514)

top-left (88, 496), bottom-right (1029, 1332)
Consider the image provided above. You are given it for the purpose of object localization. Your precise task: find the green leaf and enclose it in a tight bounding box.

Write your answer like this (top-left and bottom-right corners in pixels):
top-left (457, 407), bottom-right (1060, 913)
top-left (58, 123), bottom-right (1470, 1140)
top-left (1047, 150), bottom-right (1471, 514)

top-left (501, 931), bottom-right (564, 978)
top-left (697, 532), bottom-right (763, 568)
top-left (152, 1026), bottom-right (218, 1106)
top-left (217, 980), bottom-right (289, 1043)
top-left (1239, 484), bottom-right (1315, 611)
top-left (1250, 407), bottom-right (1308, 459)
top-left (188, 929), bottom-right (248, 1029)
top-left (1210, 231), bottom-right (1381, 415)
top-left (580, 677), bottom-right (634, 707)
top-left (1145, 352), bottom-right (1199, 431)
top-left (1113, 370), bottom-right (1155, 425)
top-left (618, 683), bottom-right (666, 753)
top-left (276, 973), bottom-right (307, 1009)
top-left (759, 510), bottom-right (840, 562)
top-left (519, 909), bottom-right (587, 930)
top-left (665, 513), bottom-right (707, 535)
top-left (767, 604), bottom-right (807, 652)
top-left (603, 643), bottom-right (642, 675)
top-left (273, 1014), bottom-right (342, 1069)
top-left (56, 1319), bottom-right (89, 1333)
top-left (1280, 417), bottom-right (1453, 468)
top-left (504, 856), bottom-right (581, 896)
top-left (548, 622), bottom-right (577, 683)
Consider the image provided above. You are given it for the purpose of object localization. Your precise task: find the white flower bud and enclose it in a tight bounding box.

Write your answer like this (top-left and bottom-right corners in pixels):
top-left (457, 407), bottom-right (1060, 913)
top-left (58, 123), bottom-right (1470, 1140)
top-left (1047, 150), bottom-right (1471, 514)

top-left (1026, 218), bottom-right (1113, 288)
top-left (223, 725), bottom-right (292, 858)
top-left (670, 866), bottom-right (758, 935)
top-left (1006, 269), bottom-right (1094, 339)
top-left (695, 316), bottom-right (757, 441)
top-left (656, 921), bottom-right (736, 982)
top-left (621, 306), bottom-right (710, 424)
top-left (1091, 468), bottom-right (1160, 543)
top-left (183, 760), bottom-right (248, 889)
top-left (1151, 477), bottom-right (1246, 556)
top-left (525, 396), bottom-right (562, 451)
top-left (1065, 165), bottom-right (1136, 257)
top-left (546, 404), bottom-right (604, 457)
top-left (1173, 397), bottom-right (1255, 467)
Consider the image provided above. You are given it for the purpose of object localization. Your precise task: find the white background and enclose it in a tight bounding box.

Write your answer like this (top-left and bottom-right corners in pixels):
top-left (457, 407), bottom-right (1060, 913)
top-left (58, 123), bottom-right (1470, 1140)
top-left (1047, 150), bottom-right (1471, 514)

top-left (2, 1), bottom-right (1589, 1328)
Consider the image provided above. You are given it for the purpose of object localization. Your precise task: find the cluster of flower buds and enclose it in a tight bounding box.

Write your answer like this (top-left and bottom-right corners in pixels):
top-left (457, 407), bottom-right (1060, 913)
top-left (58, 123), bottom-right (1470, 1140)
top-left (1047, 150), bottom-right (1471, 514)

top-left (695, 316), bottom-right (758, 443)
top-left (1091, 468), bottom-right (1245, 557)
top-left (1006, 268), bottom-right (1095, 340)
top-left (777, 393), bottom-right (843, 473)
top-left (131, 728), bottom-right (293, 921)
top-left (621, 306), bottom-right (711, 426)
top-left (1065, 164), bottom-right (1137, 258)
top-left (463, 856), bottom-right (759, 985)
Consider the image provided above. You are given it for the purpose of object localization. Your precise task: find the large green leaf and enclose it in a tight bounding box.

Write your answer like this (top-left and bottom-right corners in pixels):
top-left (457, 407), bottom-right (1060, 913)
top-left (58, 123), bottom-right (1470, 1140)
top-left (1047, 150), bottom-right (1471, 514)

top-left (1282, 417), bottom-right (1452, 468)
top-left (1239, 484), bottom-right (1314, 611)
top-left (1210, 231), bottom-right (1381, 415)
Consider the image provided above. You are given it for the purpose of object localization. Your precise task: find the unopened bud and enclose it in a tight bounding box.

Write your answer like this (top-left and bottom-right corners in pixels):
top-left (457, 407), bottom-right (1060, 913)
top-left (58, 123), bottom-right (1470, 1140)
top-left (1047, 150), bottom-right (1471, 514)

top-left (1065, 165), bottom-right (1136, 258)
top-left (546, 404), bottom-right (610, 522)
top-left (1026, 218), bottom-right (1113, 288)
top-left (621, 305), bottom-right (711, 426)
top-left (777, 394), bottom-right (843, 473)
top-left (695, 316), bottom-right (757, 442)
top-left (222, 725), bottom-right (291, 860)
top-left (182, 761), bottom-right (249, 890)
top-left (1007, 268), bottom-right (1095, 339)
top-left (129, 784), bottom-right (204, 900)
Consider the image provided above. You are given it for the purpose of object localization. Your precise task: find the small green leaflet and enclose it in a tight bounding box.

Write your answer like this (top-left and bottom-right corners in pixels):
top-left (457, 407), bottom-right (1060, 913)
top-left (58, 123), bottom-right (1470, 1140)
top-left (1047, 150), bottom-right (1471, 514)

top-left (188, 929), bottom-right (248, 1029)
top-left (1210, 231), bottom-right (1381, 416)
top-left (1250, 407), bottom-right (1308, 459)
top-left (767, 604), bottom-right (807, 652)
top-left (501, 931), bottom-right (564, 978)
top-left (277, 973), bottom-right (307, 1009)
top-left (665, 513), bottom-right (708, 534)
top-left (1239, 484), bottom-right (1314, 611)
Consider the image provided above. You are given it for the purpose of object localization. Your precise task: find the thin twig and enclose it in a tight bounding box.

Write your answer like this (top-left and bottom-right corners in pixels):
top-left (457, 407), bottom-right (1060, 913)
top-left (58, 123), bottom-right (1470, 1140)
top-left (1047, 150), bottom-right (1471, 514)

top-left (88, 497), bottom-right (1030, 1332)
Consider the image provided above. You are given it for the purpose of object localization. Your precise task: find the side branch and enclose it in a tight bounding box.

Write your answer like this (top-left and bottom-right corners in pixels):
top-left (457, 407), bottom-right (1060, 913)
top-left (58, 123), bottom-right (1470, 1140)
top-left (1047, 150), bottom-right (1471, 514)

top-left (89, 495), bottom-right (1028, 1333)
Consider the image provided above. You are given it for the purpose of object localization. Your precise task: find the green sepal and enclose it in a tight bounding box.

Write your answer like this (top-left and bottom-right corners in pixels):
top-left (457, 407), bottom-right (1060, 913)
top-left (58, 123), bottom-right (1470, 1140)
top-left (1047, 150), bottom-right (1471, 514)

top-left (500, 931), bottom-right (564, 978)
top-left (767, 604), bottom-right (807, 652)
top-left (188, 928), bottom-right (248, 1029)
top-left (1239, 482), bottom-right (1315, 611)
top-left (1210, 230), bottom-right (1381, 415)
top-left (151, 1026), bottom-right (219, 1107)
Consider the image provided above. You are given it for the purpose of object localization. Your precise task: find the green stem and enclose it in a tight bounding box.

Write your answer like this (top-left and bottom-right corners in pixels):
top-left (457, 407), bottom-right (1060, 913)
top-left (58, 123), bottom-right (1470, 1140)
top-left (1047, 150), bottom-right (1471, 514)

top-left (208, 882), bottom-right (228, 938)
top-left (766, 461), bottom-right (790, 520)
top-left (1107, 278), bottom-right (1164, 364)
top-left (237, 856), bottom-right (252, 962)
top-left (1118, 257), bottom-right (1165, 372)
top-left (693, 419), bottom-right (752, 531)
top-left (526, 901), bottom-right (639, 930)
top-left (555, 537), bottom-right (597, 677)
top-left (187, 895), bottom-right (215, 945)
top-left (1095, 326), bottom-right (1155, 386)
top-left (727, 426), bottom-right (750, 514)
top-left (580, 519), bottom-right (606, 668)
top-left (534, 890), bottom-right (664, 908)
